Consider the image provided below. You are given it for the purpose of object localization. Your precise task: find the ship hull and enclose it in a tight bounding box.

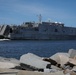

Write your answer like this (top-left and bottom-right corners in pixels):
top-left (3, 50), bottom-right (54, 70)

top-left (10, 33), bottom-right (76, 40)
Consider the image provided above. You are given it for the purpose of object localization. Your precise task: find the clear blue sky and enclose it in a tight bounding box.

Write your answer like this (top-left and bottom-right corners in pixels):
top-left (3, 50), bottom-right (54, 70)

top-left (0, 0), bottom-right (76, 27)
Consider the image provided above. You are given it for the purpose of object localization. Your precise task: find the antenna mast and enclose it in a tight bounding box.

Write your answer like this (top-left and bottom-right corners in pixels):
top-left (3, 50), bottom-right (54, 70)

top-left (39, 14), bottom-right (42, 24)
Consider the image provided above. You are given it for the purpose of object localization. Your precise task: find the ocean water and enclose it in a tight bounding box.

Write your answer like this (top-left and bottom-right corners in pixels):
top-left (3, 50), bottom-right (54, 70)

top-left (0, 40), bottom-right (76, 59)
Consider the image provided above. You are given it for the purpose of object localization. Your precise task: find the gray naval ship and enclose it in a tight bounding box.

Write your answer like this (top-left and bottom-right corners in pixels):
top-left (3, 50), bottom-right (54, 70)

top-left (0, 21), bottom-right (76, 40)
top-left (0, 16), bottom-right (76, 40)
top-left (9, 21), bottom-right (76, 40)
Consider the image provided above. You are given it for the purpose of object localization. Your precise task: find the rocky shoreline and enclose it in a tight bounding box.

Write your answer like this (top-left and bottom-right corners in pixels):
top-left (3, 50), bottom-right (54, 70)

top-left (0, 49), bottom-right (76, 75)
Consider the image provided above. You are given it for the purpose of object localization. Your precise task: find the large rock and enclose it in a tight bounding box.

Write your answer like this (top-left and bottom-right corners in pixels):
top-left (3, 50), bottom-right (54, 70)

top-left (0, 57), bottom-right (20, 69)
top-left (68, 49), bottom-right (76, 58)
top-left (69, 58), bottom-right (76, 66)
top-left (0, 62), bottom-right (18, 69)
top-left (0, 57), bottom-right (20, 65)
top-left (20, 53), bottom-right (50, 69)
top-left (64, 58), bottom-right (76, 68)
top-left (50, 53), bottom-right (69, 67)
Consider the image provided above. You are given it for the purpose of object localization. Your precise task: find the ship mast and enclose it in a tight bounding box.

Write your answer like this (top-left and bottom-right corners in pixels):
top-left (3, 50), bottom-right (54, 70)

top-left (38, 14), bottom-right (42, 24)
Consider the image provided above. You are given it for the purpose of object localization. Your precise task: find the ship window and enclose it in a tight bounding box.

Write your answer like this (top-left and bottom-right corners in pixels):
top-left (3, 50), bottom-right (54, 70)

top-left (55, 29), bottom-right (58, 32)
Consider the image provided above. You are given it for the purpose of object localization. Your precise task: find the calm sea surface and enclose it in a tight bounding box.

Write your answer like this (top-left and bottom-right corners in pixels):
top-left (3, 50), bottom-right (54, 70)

top-left (0, 40), bottom-right (76, 59)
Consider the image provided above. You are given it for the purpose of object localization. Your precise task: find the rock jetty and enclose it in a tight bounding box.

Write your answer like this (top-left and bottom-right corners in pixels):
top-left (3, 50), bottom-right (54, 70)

top-left (0, 49), bottom-right (76, 75)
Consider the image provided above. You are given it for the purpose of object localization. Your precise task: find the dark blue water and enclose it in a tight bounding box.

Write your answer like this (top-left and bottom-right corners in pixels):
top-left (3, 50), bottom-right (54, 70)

top-left (0, 40), bottom-right (76, 59)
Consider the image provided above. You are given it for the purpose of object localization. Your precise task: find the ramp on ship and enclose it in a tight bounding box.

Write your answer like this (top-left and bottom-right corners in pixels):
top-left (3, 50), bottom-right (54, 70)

top-left (0, 25), bottom-right (10, 38)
